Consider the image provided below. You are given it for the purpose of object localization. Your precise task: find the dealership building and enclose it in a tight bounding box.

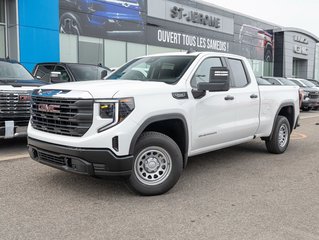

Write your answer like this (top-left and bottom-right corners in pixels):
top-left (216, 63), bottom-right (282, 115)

top-left (1, 0), bottom-right (319, 79)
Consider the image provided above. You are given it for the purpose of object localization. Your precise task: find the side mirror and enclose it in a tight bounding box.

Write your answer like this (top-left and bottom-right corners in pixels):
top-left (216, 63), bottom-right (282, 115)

top-left (50, 71), bottom-right (64, 83)
top-left (197, 67), bottom-right (230, 92)
top-left (101, 70), bottom-right (108, 79)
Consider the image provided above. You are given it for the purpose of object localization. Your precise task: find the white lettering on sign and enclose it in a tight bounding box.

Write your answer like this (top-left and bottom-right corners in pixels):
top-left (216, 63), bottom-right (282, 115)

top-left (157, 29), bottom-right (229, 52)
top-left (293, 35), bottom-right (308, 44)
top-left (294, 45), bottom-right (308, 55)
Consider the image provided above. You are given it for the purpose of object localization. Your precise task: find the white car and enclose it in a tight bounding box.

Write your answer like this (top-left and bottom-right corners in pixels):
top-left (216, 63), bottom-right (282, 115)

top-left (28, 52), bottom-right (300, 195)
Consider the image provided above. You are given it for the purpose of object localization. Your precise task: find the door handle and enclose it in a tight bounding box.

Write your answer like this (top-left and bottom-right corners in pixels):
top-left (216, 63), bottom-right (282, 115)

top-left (224, 95), bottom-right (234, 101)
top-left (250, 94), bottom-right (258, 99)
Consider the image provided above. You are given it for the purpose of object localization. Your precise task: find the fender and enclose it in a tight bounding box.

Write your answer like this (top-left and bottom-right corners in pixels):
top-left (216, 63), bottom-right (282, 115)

top-left (129, 113), bottom-right (189, 168)
top-left (267, 102), bottom-right (295, 140)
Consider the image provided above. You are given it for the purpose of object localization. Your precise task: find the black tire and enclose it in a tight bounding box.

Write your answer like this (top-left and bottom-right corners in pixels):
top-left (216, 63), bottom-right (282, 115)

top-left (59, 12), bottom-right (82, 35)
top-left (265, 116), bottom-right (291, 154)
top-left (128, 131), bottom-right (183, 196)
top-left (302, 107), bottom-right (310, 112)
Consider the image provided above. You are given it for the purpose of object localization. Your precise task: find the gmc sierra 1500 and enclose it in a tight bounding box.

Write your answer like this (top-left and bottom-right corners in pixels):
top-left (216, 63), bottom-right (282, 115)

top-left (28, 52), bottom-right (300, 195)
top-left (0, 59), bottom-right (45, 139)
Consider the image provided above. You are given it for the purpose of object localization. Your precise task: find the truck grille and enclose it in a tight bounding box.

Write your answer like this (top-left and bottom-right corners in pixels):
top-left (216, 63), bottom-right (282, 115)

top-left (0, 91), bottom-right (31, 126)
top-left (31, 96), bottom-right (94, 137)
top-left (38, 151), bottom-right (66, 166)
top-left (309, 92), bottom-right (319, 99)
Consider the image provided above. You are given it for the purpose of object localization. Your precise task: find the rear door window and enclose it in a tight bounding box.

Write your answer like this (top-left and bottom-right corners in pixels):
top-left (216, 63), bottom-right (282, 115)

top-left (228, 59), bottom-right (249, 88)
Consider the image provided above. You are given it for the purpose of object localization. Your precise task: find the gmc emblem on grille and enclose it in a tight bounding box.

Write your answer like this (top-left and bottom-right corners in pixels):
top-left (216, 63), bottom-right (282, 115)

top-left (19, 95), bottom-right (31, 101)
top-left (38, 104), bottom-right (61, 113)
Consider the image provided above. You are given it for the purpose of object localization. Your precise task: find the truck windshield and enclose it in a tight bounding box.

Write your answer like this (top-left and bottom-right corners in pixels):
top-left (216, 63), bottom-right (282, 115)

top-left (107, 56), bottom-right (196, 84)
top-left (0, 61), bottom-right (34, 80)
top-left (68, 64), bottom-right (109, 81)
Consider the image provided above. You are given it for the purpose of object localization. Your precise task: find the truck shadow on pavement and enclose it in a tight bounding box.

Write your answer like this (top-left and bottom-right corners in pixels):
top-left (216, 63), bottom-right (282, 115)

top-left (36, 140), bottom-right (269, 197)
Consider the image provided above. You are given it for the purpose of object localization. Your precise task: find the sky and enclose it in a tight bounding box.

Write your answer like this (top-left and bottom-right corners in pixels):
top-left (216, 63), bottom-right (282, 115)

top-left (202, 0), bottom-right (319, 38)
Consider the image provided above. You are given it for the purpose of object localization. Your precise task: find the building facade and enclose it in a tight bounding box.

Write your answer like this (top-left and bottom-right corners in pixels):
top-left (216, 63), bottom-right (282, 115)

top-left (1, 0), bottom-right (319, 79)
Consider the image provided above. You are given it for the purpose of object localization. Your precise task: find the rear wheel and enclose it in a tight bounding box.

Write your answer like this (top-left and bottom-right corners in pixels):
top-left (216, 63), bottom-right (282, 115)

top-left (265, 116), bottom-right (290, 154)
top-left (128, 132), bottom-right (183, 196)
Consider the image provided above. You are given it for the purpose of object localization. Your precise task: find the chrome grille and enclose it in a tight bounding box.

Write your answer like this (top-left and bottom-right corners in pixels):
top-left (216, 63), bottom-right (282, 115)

top-left (31, 96), bottom-right (93, 137)
top-left (0, 91), bottom-right (31, 126)
top-left (309, 92), bottom-right (319, 99)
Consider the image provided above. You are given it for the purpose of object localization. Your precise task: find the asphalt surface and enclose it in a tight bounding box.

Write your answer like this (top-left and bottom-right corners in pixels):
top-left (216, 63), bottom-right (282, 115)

top-left (1, 112), bottom-right (319, 240)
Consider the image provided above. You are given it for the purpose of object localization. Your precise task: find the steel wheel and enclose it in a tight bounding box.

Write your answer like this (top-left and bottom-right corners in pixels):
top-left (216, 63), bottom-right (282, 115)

top-left (134, 146), bottom-right (172, 186)
top-left (265, 116), bottom-right (291, 154)
top-left (278, 123), bottom-right (288, 148)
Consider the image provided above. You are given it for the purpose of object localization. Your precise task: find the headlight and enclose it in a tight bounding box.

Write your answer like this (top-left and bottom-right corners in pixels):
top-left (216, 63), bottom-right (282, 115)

top-left (100, 103), bottom-right (115, 119)
top-left (96, 98), bottom-right (135, 132)
top-left (304, 91), bottom-right (309, 97)
top-left (119, 98), bottom-right (135, 122)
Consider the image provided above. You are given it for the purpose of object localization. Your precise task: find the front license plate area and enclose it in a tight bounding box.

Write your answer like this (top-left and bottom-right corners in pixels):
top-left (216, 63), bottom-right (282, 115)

top-left (5, 121), bottom-right (14, 139)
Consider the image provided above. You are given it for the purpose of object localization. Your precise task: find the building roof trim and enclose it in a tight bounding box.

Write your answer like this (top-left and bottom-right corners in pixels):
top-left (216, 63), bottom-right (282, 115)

top-left (273, 27), bottom-right (319, 42)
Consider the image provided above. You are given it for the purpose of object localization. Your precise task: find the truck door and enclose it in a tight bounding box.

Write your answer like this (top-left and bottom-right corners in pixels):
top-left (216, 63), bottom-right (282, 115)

top-left (225, 58), bottom-right (260, 140)
top-left (190, 57), bottom-right (240, 151)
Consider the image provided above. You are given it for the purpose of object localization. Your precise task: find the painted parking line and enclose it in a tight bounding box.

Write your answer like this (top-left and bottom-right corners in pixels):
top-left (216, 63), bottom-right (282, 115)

top-left (300, 114), bottom-right (319, 120)
top-left (291, 132), bottom-right (307, 140)
top-left (0, 154), bottom-right (30, 162)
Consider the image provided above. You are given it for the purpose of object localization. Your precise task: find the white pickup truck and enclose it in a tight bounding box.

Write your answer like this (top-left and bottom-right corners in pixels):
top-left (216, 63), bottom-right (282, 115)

top-left (28, 52), bottom-right (300, 195)
top-left (0, 59), bottom-right (45, 139)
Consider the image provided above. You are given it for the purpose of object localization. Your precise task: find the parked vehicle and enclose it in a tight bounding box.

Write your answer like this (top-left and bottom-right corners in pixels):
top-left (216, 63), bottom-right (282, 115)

top-left (262, 77), bottom-right (304, 107)
top-left (32, 63), bottom-right (112, 83)
top-left (289, 78), bottom-right (319, 111)
top-left (0, 58), bottom-right (45, 139)
top-left (60, 0), bottom-right (144, 35)
top-left (28, 52), bottom-right (299, 195)
top-left (256, 77), bottom-right (271, 85)
top-left (307, 79), bottom-right (319, 87)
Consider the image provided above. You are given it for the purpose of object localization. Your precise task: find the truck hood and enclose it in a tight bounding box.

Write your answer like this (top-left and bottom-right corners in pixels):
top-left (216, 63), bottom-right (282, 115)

top-left (0, 79), bottom-right (46, 87)
top-left (36, 80), bottom-right (175, 99)
top-left (302, 87), bottom-right (319, 93)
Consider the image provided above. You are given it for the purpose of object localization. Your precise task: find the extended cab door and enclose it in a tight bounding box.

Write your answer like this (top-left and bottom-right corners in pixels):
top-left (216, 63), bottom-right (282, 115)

top-left (225, 58), bottom-right (260, 140)
top-left (190, 57), bottom-right (240, 151)
top-left (190, 57), bottom-right (260, 153)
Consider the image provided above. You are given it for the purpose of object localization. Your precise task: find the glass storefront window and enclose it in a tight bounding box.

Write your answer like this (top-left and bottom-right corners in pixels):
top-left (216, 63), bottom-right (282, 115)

top-left (127, 42), bottom-right (146, 61)
top-left (0, 25), bottom-right (5, 58)
top-left (0, 0), bottom-right (5, 23)
top-left (79, 36), bottom-right (103, 65)
top-left (0, 0), bottom-right (5, 58)
top-left (248, 59), bottom-right (263, 77)
top-left (147, 45), bottom-right (181, 55)
top-left (104, 39), bottom-right (126, 68)
top-left (315, 44), bottom-right (319, 80)
top-left (60, 33), bottom-right (78, 63)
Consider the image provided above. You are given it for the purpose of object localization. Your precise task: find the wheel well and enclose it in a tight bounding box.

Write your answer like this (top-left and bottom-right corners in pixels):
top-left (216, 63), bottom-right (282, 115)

top-left (142, 119), bottom-right (187, 165)
top-left (278, 105), bottom-right (294, 131)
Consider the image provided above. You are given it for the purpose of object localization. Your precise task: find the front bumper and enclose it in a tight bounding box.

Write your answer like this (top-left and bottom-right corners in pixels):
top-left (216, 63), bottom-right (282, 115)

top-left (28, 138), bottom-right (133, 176)
top-left (302, 99), bottom-right (319, 109)
top-left (0, 121), bottom-right (28, 139)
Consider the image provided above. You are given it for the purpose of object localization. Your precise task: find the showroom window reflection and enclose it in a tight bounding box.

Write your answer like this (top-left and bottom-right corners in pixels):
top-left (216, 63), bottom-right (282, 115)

top-left (315, 44), bottom-right (319, 80)
top-left (0, 0), bottom-right (6, 58)
top-left (60, 33), bottom-right (181, 68)
top-left (59, 33), bottom-right (274, 76)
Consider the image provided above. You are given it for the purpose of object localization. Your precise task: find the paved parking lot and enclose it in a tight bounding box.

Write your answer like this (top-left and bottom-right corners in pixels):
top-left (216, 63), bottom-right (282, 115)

top-left (1, 112), bottom-right (319, 240)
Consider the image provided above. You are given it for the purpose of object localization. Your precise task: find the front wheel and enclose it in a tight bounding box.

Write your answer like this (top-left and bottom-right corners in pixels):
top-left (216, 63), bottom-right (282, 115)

top-left (265, 116), bottom-right (291, 154)
top-left (128, 132), bottom-right (183, 196)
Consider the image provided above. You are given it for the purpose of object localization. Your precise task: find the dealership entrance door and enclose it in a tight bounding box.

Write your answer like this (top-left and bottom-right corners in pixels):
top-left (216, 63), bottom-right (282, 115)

top-left (293, 58), bottom-right (308, 78)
